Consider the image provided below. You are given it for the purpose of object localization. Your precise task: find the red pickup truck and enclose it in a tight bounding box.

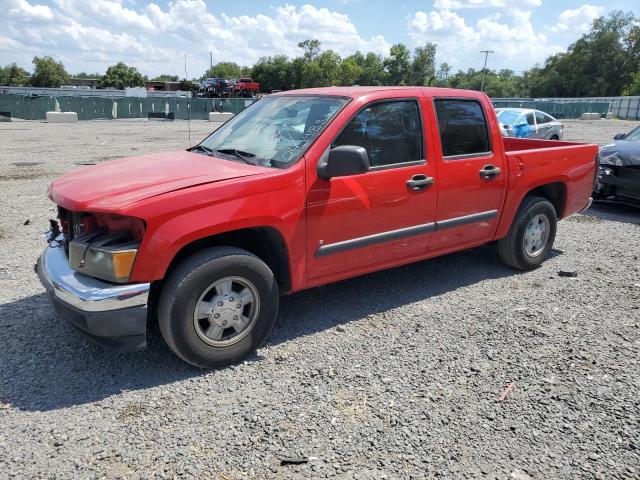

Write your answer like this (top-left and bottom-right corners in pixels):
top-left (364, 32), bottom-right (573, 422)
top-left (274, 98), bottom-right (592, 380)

top-left (38, 87), bottom-right (598, 367)
top-left (234, 77), bottom-right (259, 97)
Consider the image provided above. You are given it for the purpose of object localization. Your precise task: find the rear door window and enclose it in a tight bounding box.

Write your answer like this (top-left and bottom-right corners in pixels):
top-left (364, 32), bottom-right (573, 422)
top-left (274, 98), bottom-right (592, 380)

top-left (434, 99), bottom-right (491, 158)
top-left (535, 112), bottom-right (551, 124)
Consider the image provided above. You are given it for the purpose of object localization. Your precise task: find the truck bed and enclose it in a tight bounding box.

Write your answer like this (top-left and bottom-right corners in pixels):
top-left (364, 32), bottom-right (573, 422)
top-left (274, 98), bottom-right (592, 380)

top-left (503, 137), bottom-right (585, 152)
top-left (494, 137), bottom-right (599, 238)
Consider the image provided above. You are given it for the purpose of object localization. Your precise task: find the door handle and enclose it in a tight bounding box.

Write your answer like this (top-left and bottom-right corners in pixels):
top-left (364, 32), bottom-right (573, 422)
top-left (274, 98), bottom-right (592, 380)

top-left (407, 174), bottom-right (434, 191)
top-left (479, 164), bottom-right (501, 180)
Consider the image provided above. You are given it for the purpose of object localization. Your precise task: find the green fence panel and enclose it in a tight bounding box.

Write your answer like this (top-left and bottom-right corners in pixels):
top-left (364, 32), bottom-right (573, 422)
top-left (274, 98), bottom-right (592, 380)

top-left (94, 97), bottom-right (114, 119)
top-left (114, 98), bottom-right (130, 119)
top-left (19, 95), bottom-right (56, 120)
top-left (173, 98), bottom-right (189, 119)
top-left (189, 99), bottom-right (210, 120)
top-left (164, 98), bottom-right (177, 119)
top-left (141, 97), bottom-right (165, 116)
top-left (131, 98), bottom-right (144, 118)
top-left (0, 94), bottom-right (17, 117)
top-left (217, 98), bottom-right (250, 114)
top-left (493, 99), bottom-right (612, 119)
top-left (0, 93), bottom-right (255, 120)
top-left (68, 97), bottom-right (88, 120)
top-left (114, 98), bottom-right (142, 118)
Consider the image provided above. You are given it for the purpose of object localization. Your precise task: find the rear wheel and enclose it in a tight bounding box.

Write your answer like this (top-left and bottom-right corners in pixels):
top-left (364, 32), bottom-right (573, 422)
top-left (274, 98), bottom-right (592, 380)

top-left (498, 196), bottom-right (557, 270)
top-left (158, 247), bottom-right (279, 368)
top-left (550, 135), bottom-right (559, 140)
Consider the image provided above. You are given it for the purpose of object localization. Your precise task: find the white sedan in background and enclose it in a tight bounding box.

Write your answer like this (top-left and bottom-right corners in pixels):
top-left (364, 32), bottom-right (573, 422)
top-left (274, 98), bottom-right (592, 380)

top-left (496, 108), bottom-right (564, 140)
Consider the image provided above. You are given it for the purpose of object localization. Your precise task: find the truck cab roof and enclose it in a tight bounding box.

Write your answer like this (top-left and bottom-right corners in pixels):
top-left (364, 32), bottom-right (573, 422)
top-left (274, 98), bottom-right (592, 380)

top-left (274, 86), bottom-right (489, 101)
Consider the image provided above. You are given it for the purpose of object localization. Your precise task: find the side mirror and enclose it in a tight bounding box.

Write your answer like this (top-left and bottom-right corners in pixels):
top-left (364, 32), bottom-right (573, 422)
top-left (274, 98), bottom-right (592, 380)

top-left (317, 145), bottom-right (370, 179)
top-left (613, 133), bottom-right (625, 140)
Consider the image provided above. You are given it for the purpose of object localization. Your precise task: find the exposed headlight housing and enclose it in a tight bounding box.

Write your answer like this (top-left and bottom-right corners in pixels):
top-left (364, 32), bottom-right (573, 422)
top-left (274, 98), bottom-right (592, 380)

top-left (68, 227), bottom-right (141, 283)
top-left (598, 165), bottom-right (614, 176)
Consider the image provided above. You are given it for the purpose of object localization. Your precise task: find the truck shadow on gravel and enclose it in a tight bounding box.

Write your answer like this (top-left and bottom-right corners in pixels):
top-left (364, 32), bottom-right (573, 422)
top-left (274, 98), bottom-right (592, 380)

top-left (1, 246), bottom-right (534, 412)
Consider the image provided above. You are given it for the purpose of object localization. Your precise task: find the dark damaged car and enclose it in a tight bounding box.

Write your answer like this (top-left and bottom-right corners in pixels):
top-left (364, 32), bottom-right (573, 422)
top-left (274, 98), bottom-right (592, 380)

top-left (594, 125), bottom-right (640, 206)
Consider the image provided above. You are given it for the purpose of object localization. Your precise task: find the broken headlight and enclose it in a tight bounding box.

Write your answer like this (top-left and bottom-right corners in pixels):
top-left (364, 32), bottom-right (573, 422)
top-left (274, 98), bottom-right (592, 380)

top-left (68, 231), bottom-right (140, 283)
top-left (598, 165), bottom-right (614, 176)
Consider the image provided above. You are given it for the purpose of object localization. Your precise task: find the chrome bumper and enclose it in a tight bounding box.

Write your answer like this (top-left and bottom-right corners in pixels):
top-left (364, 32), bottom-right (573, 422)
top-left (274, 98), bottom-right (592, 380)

top-left (37, 245), bottom-right (150, 312)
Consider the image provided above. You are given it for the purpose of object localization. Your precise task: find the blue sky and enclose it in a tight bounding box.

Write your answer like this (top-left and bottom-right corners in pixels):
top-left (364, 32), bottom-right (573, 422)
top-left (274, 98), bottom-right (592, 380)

top-left (2, 0), bottom-right (638, 78)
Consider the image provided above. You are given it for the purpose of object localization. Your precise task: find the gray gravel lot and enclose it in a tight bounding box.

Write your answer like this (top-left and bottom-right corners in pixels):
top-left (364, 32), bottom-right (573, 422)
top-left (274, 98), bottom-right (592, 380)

top-left (0, 119), bottom-right (639, 479)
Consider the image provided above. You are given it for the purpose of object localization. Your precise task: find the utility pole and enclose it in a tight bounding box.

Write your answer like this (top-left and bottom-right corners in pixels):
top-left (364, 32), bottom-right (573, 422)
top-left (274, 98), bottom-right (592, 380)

top-left (210, 51), bottom-right (213, 69)
top-left (480, 50), bottom-right (494, 92)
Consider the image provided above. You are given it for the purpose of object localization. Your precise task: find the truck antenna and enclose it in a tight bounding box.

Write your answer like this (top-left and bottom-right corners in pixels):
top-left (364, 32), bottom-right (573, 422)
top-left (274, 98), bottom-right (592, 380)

top-left (184, 53), bottom-right (192, 147)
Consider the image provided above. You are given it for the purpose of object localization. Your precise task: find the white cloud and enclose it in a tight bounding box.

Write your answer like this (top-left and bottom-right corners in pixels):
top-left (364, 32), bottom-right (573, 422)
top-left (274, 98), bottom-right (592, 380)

top-left (551, 5), bottom-right (606, 33)
top-left (408, 2), bottom-right (566, 72)
top-left (0, 0), bottom-right (390, 77)
top-left (219, 5), bottom-right (389, 59)
top-left (5, 0), bottom-right (54, 21)
top-left (53, 0), bottom-right (155, 30)
top-left (434, 0), bottom-right (541, 10)
top-left (0, 0), bottom-right (608, 77)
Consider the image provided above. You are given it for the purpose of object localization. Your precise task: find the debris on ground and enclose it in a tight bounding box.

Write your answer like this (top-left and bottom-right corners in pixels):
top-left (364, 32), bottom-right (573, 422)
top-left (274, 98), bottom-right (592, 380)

top-left (498, 382), bottom-right (516, 401)
top-left (280, 456), bottom-right (317, 466)
top-left (558, 271), bottom-right (579, 277)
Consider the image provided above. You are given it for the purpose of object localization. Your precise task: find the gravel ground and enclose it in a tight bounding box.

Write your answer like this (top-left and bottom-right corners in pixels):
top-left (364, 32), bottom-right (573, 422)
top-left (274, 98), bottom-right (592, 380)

top-left (0, 119), bottom-right (639, 479)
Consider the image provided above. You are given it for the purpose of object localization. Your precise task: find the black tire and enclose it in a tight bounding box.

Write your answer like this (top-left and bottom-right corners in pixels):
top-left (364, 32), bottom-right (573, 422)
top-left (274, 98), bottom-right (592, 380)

top-left (550, 135), bottom-right (560, 140)
top-left (158, 247), bottom-right (279, 368)
top-left (497, 196), bottom-right (557, 270)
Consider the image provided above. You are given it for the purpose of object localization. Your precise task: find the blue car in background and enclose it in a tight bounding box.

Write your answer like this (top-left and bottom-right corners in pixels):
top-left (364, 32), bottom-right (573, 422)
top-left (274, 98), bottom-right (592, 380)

top-left (496, 108), bottom-right (564, 140)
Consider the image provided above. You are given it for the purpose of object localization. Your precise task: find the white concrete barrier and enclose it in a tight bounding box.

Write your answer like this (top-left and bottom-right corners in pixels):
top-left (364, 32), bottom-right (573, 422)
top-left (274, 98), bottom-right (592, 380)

top-left (46, 112), bottom-right (78, 123)
top-left (209, 112), bottom-right (234, 122)
top-left (580, 112), bottom-right (601, 120)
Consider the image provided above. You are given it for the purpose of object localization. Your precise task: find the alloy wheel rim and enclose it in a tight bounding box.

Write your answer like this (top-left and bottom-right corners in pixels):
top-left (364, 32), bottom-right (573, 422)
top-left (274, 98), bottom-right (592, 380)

top-left (193, 276), bottom-right (260, 347)
top-left (523, 213), bottom-right (550, 257)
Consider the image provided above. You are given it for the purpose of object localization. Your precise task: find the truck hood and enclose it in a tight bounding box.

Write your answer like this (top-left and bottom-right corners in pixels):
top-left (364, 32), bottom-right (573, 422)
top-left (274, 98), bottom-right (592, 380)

top-left (49, 150), bottom-right (271, 211)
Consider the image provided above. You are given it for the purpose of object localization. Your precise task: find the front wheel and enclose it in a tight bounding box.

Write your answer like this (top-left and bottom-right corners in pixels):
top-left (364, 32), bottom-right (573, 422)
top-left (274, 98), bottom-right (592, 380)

top-left (158, 247), bottom-right (279, 368)
top-left (498, 196), bottom-right (557, 270)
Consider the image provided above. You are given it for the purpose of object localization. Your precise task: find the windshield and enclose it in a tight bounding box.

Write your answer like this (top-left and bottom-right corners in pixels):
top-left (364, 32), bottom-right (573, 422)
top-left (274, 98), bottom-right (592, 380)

top-left (496, 110), bottom-right (523, 126)
top-left (622, 126), bottom-right (640, 142)
top-left (198, 95), bottom-right (348, 168)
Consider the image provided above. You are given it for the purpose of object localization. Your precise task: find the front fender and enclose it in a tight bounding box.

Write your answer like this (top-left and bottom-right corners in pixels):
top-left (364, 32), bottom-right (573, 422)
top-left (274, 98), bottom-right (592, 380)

top-left (126, 166), bottom-right (307, 287)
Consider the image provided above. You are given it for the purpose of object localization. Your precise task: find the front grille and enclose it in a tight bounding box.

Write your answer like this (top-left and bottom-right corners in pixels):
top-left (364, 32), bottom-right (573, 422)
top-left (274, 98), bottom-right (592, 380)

top-left (617, 167), bottom-right (640, 199)
top-left (57, 206), bottom-right (86, 243)
top-left (617, 166), bottom-right (640, 182)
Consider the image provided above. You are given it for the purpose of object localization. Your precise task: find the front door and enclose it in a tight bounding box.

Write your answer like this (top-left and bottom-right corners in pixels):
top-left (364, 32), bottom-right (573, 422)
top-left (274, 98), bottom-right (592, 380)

top-left (306, 96), bottom-right (438, 280)
top-left (427, 97), bottom-right (507, 251)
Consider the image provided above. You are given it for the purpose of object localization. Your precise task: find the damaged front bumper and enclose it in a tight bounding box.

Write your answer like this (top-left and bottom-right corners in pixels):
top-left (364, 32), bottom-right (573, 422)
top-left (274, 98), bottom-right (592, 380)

top-left (36, 245), bottom-right (150, 352)
top-left (595, 165), bottom-right (640, 205)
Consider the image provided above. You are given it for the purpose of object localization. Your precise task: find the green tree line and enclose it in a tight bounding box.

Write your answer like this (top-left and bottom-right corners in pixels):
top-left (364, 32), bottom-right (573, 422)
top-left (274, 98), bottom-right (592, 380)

top-left (2, 11), bottom-right (638, 96)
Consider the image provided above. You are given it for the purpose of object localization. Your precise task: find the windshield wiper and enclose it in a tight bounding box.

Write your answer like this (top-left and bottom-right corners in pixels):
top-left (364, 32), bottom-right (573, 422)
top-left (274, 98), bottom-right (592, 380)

top-left (215, 148), bottom-right (261, 165)
top-left (189, 144), bottom-right (215, 156)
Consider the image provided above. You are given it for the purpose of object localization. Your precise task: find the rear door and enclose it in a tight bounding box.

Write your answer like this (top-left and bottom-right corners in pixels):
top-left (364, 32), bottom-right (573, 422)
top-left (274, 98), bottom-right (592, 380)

top-left (427, 96), bottom-right (507, 251)
top-left (534, 111), bottom-right (552, 138)
top-left (306, 95), bottom-right (438, 280)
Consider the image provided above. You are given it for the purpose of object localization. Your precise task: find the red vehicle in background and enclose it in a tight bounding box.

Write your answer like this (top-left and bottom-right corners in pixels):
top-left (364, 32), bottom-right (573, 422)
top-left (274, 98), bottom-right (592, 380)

top-left (234, 77), bottom-right (259, 97)
top-left (37, 87), bottom-right (598, 368)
